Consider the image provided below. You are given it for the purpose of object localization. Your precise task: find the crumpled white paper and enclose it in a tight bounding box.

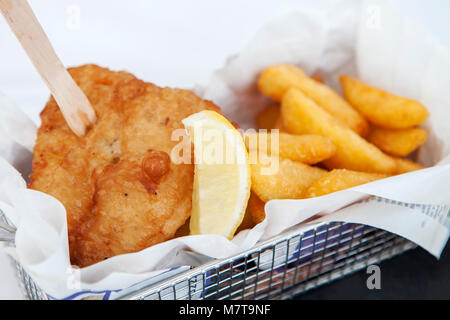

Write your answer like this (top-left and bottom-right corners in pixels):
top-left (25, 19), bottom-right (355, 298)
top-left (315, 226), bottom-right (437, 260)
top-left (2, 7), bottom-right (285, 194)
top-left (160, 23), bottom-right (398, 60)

top-left (0, 0), bottom-right (449, 299)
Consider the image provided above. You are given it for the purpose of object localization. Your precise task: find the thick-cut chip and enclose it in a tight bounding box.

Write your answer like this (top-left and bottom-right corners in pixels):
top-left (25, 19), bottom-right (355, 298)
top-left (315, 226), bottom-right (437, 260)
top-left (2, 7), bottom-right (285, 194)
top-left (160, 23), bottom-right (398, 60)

top-left (281, 88), bottom-right (397, 174)
top-left (368, 126), bottom-right (428, 157)
top-left (305, 169), bottom-right (389, 198)
top-left (236, 206), bottom-right (257, 233)
top-left (311, 74), bottom-right (324, 83)
top-left (247, 192), bottom-right (266, 224)
top-left (273, 116), bottom-right (288, 132)
top-left (257, 65), bottom-right (368, 136)
top-left (393, 158), bottom-right (425, 174)
top-left (256, 104), bottom-right (280, 130)
top-left (340, 75), bottom-right (429, 129)
top-left (244, 132), bottom-right (336, 164)
top-left (251, 157), bottom-right (326, 202)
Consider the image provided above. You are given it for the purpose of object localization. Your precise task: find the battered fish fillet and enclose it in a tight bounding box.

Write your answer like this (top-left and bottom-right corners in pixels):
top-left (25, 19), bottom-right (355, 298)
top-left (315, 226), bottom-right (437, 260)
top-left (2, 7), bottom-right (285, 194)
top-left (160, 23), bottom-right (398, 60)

top-left (29, 64), bottom-right (220, 267)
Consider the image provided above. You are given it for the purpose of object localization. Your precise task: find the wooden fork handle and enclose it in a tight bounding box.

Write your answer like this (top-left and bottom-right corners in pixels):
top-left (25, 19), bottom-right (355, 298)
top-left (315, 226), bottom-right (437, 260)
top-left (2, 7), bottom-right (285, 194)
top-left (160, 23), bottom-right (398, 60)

top-left (0, 0), bottom-right (96, 136)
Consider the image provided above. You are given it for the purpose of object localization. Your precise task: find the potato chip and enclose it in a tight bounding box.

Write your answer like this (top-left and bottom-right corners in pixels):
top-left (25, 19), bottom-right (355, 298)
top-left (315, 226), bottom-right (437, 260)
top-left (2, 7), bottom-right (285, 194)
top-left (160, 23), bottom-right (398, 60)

top-left (311, 74), bottom-right (324, 83)
top-left (256, 104), bottom-right (280, 130)
top-left (368, 126), bottom-right (428, 157)
top-left (245, 132), bottom-right (336, 164)
top-left (273, 116), bottom-right (288, 132)
top-left (340, 75), bottom-right (429, 129)
top-left (281, 88), bottom-right (397, 174)
top-left (236, 205), bottom-right (257, 233)
top-left (393, 158), bottom-right (425, 174)
top-left (305, 169), bottom-right (389, 198)
top-left (251, 157), bottom-right (326, 202)
top-left (247, 192), bottom-right (266, 224)
top-left (257, 65), bottom-right (369, 136)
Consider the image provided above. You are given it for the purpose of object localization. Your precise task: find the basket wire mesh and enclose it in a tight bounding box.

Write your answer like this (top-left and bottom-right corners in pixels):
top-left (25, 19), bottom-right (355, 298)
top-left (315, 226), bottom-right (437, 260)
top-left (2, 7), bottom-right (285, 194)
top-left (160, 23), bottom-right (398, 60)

top-left (2, 207), bottom-right (415, 300)
top-left (115, 222), bottom-right (416, 300)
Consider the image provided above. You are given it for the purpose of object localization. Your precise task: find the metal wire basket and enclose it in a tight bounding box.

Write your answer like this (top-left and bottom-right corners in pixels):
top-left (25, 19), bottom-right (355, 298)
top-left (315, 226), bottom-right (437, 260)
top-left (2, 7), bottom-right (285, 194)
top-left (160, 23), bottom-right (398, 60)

top-left (1, 208), bottom-right (416, 300)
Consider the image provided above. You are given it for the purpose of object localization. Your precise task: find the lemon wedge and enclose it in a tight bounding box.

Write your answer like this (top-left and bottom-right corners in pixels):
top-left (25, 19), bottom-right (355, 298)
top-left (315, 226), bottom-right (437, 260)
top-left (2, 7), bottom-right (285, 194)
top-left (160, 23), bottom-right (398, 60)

top-left (182, 110), bottom-right (251, 239)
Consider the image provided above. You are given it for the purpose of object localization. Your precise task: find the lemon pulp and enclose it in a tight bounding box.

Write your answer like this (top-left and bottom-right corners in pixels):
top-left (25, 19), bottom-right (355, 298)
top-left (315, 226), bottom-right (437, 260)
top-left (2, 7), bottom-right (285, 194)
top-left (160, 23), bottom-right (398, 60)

top-left (182, 111), bottom-right (251, 239)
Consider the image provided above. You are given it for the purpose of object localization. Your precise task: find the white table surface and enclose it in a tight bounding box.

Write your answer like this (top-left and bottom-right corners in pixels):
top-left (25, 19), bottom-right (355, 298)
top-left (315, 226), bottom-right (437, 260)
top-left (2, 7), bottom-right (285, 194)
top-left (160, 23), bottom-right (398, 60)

top-left (1, 0), bottom-right (449, 299)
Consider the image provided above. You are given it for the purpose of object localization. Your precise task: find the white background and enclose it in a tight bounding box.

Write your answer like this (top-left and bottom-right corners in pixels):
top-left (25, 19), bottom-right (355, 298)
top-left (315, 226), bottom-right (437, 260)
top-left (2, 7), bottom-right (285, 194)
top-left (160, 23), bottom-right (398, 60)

top-left (0, 0), bottom-right (449, 299)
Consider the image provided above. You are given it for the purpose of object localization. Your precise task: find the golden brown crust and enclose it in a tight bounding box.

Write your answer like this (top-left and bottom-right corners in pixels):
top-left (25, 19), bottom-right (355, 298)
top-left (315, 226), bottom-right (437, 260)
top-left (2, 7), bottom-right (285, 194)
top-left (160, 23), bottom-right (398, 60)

top-left (29, 64), bottom-right (220, 267)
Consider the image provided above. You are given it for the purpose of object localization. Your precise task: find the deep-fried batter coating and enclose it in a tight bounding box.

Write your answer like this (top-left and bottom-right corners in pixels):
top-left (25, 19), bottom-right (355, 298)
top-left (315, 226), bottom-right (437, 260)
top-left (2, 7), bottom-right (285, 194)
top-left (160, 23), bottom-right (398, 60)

top-left (29, 64), bottom-right (220, 267)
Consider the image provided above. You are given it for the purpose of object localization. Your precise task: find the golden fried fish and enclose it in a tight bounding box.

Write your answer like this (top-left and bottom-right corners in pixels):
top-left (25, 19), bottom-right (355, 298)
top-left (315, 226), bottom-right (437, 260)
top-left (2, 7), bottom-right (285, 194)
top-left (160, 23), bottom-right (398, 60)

top-left (29, 64), bottom-right (220, 267)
